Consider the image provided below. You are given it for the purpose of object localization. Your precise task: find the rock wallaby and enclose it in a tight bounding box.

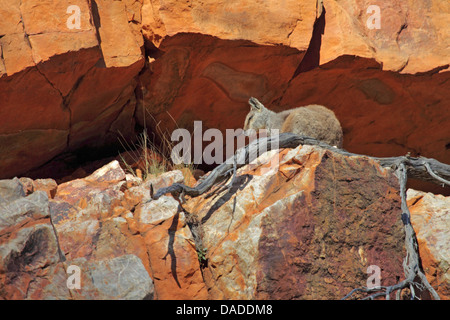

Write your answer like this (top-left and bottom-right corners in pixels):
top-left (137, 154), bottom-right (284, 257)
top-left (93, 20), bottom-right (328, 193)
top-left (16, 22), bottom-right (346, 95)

top-left (243, 97), bottom-right (343, 148)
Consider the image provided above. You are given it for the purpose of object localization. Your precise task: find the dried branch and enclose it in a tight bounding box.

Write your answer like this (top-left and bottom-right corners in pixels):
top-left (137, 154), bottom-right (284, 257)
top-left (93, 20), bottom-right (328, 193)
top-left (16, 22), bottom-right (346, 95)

top-left (424, 162), bottom-right (450, 186)
top-left (152, 133), bottom-right (450, 200)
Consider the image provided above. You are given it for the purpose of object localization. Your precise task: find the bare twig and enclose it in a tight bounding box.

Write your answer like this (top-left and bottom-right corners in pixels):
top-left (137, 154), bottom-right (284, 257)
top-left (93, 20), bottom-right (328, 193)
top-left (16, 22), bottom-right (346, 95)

top-left (424, 162), bottom-right (450, 186)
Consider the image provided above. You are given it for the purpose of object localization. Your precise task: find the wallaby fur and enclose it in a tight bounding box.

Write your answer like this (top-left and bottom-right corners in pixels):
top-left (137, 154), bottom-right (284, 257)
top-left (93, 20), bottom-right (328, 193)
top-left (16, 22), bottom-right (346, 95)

top-left (244, 97), bottom-right (343, 148)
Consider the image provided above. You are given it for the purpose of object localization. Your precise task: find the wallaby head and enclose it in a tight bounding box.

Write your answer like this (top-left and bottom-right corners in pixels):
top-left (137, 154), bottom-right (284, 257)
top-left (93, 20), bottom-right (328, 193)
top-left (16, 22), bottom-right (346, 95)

top-left (243, 97), bottom-right (272, 130)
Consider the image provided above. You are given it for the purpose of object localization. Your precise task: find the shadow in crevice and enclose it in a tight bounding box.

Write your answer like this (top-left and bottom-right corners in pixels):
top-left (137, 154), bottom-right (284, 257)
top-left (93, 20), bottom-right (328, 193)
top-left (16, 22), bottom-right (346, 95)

top-left (162, 173), bottom-right (252, 283)
top-left (412, 233), bottom-right (434, 300)
top-left (144, 39), bottom-right (165, 61)
top-left (89, 0), bottom-right (106, 68)
top-left (292, 7), bottom-right (326, 78)
top-left (164, 210), bottom-right (181, 288)
top-left (200, 174), bottom-right (253, 225)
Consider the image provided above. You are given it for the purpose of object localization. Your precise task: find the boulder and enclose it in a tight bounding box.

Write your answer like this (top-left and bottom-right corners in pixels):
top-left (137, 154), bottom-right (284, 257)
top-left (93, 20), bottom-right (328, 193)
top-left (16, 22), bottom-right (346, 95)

top-left (135, 195), bottom-right (208, 299)
top-left (408, 189), bottom-right (450, 300)
top-left (54, 160), bottom-right (126, 207)
top-left (0, 161), bottom-right (156, 300)
top-left (50, 165), bottom-right (156, 299)
top-left (1, 0), bottom-right (449, 197)
top-left (1, 152), bottom-right (447, 300)
top-left (0, 177), bottom-right (68, 299)
top-left (50, 161), bottom-right (207, 299)
top-left (19, 177), bottom-right (58, 199)
top-left (320, 0), bottom-right (450, 74)
top-left (67, 254), bottom-right (154, 300)
top-left (185, 145), bottom-right (406, 299)
top-left (123, 169), bottom-right (208, 299)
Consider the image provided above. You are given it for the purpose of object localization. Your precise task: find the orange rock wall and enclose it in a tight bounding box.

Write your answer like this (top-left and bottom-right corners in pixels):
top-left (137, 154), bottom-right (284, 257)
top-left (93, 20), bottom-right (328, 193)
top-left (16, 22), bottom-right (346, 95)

top-left (1, 0), bottom-right (449, 198)
top-left (0, 0), bottom-right (144, 177)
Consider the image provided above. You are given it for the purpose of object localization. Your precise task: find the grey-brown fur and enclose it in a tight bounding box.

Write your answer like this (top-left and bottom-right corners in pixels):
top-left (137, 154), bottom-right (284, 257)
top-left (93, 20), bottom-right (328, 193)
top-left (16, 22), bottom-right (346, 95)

top-left (244, 97), bottom-right (343, 148)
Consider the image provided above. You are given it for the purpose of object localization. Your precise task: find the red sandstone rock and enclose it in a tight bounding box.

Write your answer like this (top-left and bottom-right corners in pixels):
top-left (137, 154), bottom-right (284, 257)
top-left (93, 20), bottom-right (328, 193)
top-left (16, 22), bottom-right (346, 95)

top-left (0, 177), bottom-right (70, 299)
top-left (122, 169), bottom-right (185, 208)
top-left (321, 0), bottom-right (450, 74)
top-left (0, 152), bottom-right (447, 300)
top-left (185, 145), bottom-right (406, 299)
top-left (0, 0), bottom-right (144, 178)
top-left (52, 162), bottom-right (207, 299)
top-left (19, 177), bottom-right (58, 199)
top-left (135, 195), bottom-right (208, 299)
top-left (55, 160), bottom-right (126, 207)
top-left (0, 0), bottom-right (449, 301)
top-left (408, 189), bottom-right (450, 300)
top-left (141, 0), bottom-right (450, 74)
top-left (137, 33), bottom-right (303, 135)
top-left (121, 169), bottom-right (208, 299)
top-left (141, 0), bottom-right (317, 50)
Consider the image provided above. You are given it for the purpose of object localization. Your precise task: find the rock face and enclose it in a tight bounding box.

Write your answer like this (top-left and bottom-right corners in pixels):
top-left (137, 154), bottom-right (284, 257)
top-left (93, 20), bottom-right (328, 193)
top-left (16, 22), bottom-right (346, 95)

top-left (138, 33), bottom-right (303, 135)
top-left (0, 0), bottom-right (144, 178)
top-left (0, 0), bottom-right (448, 300)
top-left (320, 0), bottom-right (450, 74)
top-left (136, 196), bottom-right (208, 299)
top-left (408, 189), bottom-right (450, 300)
top-left (185, 145), bottom-right (406, 299)
top-left (141, 0), bottom-right (318, 50)
top-left (136, 3), bottom-right (450, 197)
top-left (0, 161), bottom-right (207, 299)
top-left (1, 148), bottom-right (448, 299)
top-left (142, 0), bottom-right (450, 74)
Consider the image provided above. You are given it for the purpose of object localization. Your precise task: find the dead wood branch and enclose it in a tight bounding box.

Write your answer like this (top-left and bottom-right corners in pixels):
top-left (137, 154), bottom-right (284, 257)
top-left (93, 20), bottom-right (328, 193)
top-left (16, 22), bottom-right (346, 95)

top-left (152, 133), bottom-right (450, 201)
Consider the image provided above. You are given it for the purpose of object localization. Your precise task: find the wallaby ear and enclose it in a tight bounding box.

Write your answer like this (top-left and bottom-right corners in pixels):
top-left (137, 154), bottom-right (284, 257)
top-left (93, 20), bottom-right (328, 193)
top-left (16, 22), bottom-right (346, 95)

top-left (248, 97), bottom-right (264, 112)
